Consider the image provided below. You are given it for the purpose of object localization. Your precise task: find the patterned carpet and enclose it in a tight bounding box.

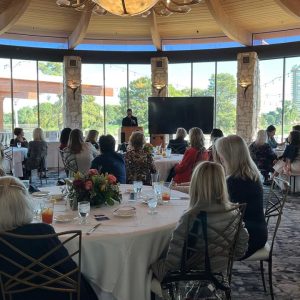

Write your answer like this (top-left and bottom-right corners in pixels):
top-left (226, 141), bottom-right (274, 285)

top-left (31, 169), bottom-right (300, 300)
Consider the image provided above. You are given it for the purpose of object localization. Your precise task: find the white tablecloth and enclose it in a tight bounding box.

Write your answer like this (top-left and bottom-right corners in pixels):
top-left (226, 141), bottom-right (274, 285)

top-left (154, 154), bottom-right (183, 181)
top-left (42, 185), bottom-right (189, 300)
top-left (3, 147), bottom-right (28, 177)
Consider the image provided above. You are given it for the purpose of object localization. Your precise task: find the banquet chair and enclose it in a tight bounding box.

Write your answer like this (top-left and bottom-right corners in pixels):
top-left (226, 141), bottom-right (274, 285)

top-left (60, 149), bottom-right (78, 177)
top-left (3, 145), bottom-right (13, 175)
top-left (151, 204), bottom-right (246, 300)
top-left (0, 230), bottom-right (82, 300)
top-left (28, 156), bottom-right (48, 186)
top-left (244, 176), bottom-right (290, 300)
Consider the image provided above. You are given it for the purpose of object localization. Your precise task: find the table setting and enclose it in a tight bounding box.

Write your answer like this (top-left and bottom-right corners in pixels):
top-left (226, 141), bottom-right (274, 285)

top-left (30, 175), bottom-right (189, 300)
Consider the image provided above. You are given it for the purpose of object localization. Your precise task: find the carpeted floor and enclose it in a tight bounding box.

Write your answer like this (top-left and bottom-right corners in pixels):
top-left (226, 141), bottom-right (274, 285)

top-left (31, 169), bottom-right (300, 300)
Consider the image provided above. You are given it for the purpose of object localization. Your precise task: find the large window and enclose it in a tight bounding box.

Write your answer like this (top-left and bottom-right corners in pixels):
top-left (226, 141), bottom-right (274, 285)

top-left (259, 59), bottom-right (284, 140)
top-left (168, 63), bottom-right (191, 96)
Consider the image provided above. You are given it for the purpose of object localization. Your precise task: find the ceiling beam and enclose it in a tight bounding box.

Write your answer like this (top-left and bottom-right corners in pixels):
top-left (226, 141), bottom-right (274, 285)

top-left (274, 0), bottom-right (300, 18)
top-left (150, 12), bottom-right (162, 51)
top-left (205, 0), bottom-right (252, 46)
top-left (0, 0), bottom-right (32, 36)
top-left (68, 3), bottom-right (94, 50)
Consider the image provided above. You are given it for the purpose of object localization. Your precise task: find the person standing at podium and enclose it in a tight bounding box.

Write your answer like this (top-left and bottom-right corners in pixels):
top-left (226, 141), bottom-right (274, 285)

top-left (122, 108), bottom-right (138, 127)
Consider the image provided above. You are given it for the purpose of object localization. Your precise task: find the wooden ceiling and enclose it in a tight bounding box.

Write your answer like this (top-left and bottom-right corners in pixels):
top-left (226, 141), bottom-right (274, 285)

top-left (0, 0), bottom-right (300, 50)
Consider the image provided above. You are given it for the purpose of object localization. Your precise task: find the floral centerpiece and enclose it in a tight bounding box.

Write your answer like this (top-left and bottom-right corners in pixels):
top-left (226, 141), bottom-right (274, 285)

top-left (143, 143), bottom-right (154, 154)
top-left (66, 169), bottom-right (121, 209)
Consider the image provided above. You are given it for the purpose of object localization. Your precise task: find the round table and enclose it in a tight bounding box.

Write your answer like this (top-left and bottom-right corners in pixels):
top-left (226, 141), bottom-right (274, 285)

top-left (41, 184), bottom-right (189, 300)
top-left (154, 154), bottom-right (183, 182)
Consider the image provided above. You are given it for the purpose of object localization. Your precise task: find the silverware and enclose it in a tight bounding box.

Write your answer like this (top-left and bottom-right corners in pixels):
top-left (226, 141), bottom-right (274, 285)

top-left (86, 223), bottom-right (101, 235)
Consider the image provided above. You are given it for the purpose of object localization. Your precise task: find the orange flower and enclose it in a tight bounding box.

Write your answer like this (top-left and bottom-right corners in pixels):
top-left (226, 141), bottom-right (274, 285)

top-left (88, 169), bottom-right (99, 176)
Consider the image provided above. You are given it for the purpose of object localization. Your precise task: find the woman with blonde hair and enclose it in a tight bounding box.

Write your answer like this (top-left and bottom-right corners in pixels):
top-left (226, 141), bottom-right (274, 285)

top-left (25, 128), bottom-right (48, 178)
top-left (64, 129), bottom-right (98, 175)
top-left (167, 127), bottom-right (188, 154)
top-left (151, 161), bottom-right (248, 283)
top-left (85, 129), bottom-right (99, 150)
top-left (173, 127), bottom-right (208, 184)
top-left (249, 130), bottom-right (276, 183)
top-left (125, 131), bottom-right (156, 185)
top-left (215, 135), bottom-right (267, 259)
top-left (0, 176), bottom-right (98, 300)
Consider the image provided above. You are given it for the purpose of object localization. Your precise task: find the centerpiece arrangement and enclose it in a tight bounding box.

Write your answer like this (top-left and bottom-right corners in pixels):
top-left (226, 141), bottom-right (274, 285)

top-left (143, 143), bottom-right (154, 154)
top-left (66, 169), bottom-right (121, 210)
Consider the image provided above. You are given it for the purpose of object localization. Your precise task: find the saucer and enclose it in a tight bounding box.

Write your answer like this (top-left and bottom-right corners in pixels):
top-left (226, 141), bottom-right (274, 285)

top-left (54, 214), bottom-right (75, 223)
top-left (32, 191), bottom-right (50, 197)
top-left (113, 206), bottom-right (136, 217)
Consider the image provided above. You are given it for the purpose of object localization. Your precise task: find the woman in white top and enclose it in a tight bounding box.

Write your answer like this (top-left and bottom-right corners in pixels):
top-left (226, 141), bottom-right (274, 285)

top-left (64, 129), bottom-right (98, 175)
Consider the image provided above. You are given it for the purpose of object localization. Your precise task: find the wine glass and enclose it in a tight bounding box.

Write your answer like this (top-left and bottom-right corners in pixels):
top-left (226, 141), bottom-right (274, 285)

top-left (17, 142), bottom-right (21, 148)
top-left (147, 198), bottom-right (158, 215)
top-left (78, 201), bottom-right (90, 224)
top-left (153, 182), bottom-right (163, 204)
top-left (133, 181), bottom-right (143, 199)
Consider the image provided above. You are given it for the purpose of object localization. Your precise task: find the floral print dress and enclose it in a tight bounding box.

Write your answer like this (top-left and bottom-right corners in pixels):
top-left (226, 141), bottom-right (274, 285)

top-left (125, 149), bottom-right (156, 185)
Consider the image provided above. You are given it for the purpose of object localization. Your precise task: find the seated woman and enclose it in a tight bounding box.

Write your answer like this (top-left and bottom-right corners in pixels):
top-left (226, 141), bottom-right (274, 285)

top-left (64, 129), bottom-right (98, 175)
top-left (167, 128), bottom-right (188, 154)
top-left (10, 127), bottom-right (28, 148)
top-left (151, 161), bottom-right (248, 282)
top-left (207, 128), bottom-right (224, 161)
top-left (173, 127), bottom-right (208, 184)
top-left (215, 135), bottom-right (267, 259)
top-left (266, 125), bottom-right (284, 149)
top-left (59, 127), bottom-right (72, 150)
top-left (273, 130), bottom-right (300, 180)
top-left (125, 131), bottom-right (156, 185)
top-left (0, 176), bottom-right (98, 300)
top-left (85, 130), bottom-right (99, 150)
top-left (25, 128), bottom-right (48, 178)
top-left (249, 130), bottom-right (277, 183)
top-left (91, 134), bottom-right (126, 183)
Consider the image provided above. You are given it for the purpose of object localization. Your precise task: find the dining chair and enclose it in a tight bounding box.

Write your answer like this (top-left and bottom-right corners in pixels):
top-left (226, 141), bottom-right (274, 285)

top-left (151, 204), bottom-right (246, 300)
top-left (0, 230), bottom-right (82, 300)
top-left (244, 176), bottom-right (290, 300)
top-left (3, 145), bottom-right (13, 175)
top-left (28, 156), bottom-right (48, 186)
top-left (60, 149), bottom-right (78, 177)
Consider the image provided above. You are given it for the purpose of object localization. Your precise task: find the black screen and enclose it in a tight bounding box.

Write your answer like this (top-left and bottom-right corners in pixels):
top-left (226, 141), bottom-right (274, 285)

top-left (148, 97), bottom-right (214, 134)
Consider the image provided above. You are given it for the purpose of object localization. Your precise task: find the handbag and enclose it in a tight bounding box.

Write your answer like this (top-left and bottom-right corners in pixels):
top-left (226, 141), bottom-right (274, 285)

top-left (161, 211), bottom-right (229, 300)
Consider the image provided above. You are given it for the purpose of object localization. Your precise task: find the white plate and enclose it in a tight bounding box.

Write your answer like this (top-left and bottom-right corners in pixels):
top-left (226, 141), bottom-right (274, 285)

top-left (54, 214), bottom-right (75, 223)
top-left (113, 206), bottom-right (136, 217)
top-left (49, 194), bottom-right (64, 202)
top-left (32, 191), bottom-right (50, 197)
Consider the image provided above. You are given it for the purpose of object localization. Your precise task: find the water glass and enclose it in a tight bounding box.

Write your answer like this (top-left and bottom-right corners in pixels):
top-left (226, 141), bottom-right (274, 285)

top-left (162, 182), bottom-right (171, 203)
top-left (17, 142), bottom-right (21, 148)
top-left (166, 148), bottom-right (172, 158)
top-left (133, 181), bottom-right (143, 198)
top-left (147, 198), bottom-right (158, 215)
top-left (153, 182), bottom-right (163, 203)
top-left (151, 173), bottom-right (159, 185)
top-left (78, 201), bottom-right (90, 224)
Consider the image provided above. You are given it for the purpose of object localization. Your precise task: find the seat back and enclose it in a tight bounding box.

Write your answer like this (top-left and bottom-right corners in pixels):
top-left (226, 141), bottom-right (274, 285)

top-left (60, 149), bottom-right (78, 176)
top-left (0, 230), bottom-right (82, 300)
top-left (265, 176), bottom-right (289, 257)
top-left (162, 204), bottom-right (246, 291)
top-left (3, 145), bottom-right (13, 174)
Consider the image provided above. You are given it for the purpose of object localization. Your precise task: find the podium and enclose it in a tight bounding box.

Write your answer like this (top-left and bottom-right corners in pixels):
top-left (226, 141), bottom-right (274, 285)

top-left (121, 126), bottom-right (143, 143)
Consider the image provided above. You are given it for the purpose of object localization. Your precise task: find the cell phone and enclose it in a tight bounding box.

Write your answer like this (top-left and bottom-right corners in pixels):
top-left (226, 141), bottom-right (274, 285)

top-left (94, 215), bottom-right (110, 221)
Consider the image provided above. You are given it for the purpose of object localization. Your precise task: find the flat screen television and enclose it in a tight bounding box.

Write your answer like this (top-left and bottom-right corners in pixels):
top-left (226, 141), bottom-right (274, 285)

top-left (148, 97), bottom-right (214, 134)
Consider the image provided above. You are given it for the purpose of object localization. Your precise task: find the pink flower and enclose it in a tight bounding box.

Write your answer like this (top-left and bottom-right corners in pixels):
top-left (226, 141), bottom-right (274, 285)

top-left (88, 169), bottom-right (99, 176)
top-left (107, 174), bottom-right (117, 184)
top-left (84, 180), bottom-right (93, 191)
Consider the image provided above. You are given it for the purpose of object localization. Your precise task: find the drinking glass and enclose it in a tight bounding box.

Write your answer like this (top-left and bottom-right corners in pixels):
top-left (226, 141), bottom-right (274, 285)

top-left (133, 181), bottom-right (143, 198)
top-left (151, 173), bottom-right (159, 185)
top-left (147, 198), bottom-right (158, 215)
top-left (78, 201), bottom-right (90, 224)
top-left (41, 201), bottom-right (54, 224)
top-left (166, 148), bottom-right (172, 158)
top-left (162, 182), bottom-right (171, 203)
top-left (32, 198), bottom-right (44, 221)
top-left (17, 142), bottom-right (21, 148)
top-left (153, 182), bottom-right (163, 203)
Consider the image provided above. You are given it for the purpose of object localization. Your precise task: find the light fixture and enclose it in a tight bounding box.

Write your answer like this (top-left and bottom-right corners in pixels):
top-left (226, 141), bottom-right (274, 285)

top-left (153, 82), bottom-right (166, 96)
top-left (56, 0), bottom-right (202, 17)
top-left (239, 80), bottom-right (252, 98)
top-left (67, 79), bottom-right (81, 100)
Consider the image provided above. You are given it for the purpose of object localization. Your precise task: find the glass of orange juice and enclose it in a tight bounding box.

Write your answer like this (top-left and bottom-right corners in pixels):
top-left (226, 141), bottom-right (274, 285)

top-left (41, 201), bottom-right (54, 224)
top-left (162, 182), bottom-right (171, 203)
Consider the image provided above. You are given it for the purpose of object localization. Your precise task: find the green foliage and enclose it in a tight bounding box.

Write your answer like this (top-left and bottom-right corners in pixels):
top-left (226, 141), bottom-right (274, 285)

top-left (39, 62), bottom-right (63, 76)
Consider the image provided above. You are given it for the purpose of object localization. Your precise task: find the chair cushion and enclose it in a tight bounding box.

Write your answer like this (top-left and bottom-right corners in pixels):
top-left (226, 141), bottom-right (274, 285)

top-left (151, 277), bottom-right (163, 298)
top-left (244, 242), bottom-right (270, 261)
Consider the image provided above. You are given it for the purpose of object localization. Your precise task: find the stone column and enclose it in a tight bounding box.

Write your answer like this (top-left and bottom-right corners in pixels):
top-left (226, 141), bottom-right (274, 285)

top-left (150, 57), bottom-right (168, 147)
top-left (63, 56), bottom-right (82, 129)
top-left (237, 52), bottom-right (260, 143)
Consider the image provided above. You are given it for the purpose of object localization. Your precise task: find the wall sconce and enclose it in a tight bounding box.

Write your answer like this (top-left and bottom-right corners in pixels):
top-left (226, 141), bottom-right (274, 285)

top-left (152, 82), bottom-right (166, 96)
top-left (67, 79), bottom-right (81, 100)
top-left (239, 80), bottom-right (252, 98)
